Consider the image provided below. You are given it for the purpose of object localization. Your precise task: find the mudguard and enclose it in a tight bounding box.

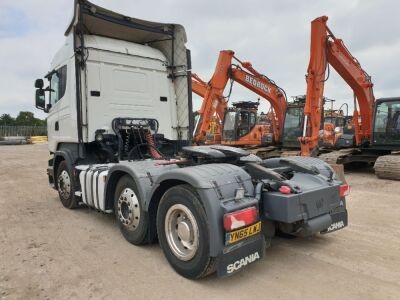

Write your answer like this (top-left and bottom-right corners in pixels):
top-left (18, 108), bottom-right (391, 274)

top-left (54, 150), bottom-right (75, 170)
top-left (106, 161), bottom-right (256, 257)
top-left (48, 149), bottom-right (78, 190)
top-left (152, 163), bottom-right (255, 256)
top-left (105, 160), bottom-right (179, 209)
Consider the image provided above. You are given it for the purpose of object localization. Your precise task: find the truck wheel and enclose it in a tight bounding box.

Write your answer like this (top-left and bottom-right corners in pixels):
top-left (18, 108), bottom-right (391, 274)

top-left (56, 161), bottom-right (78, 209)
top-left (157, 185), bottom-right (215, 279)
top-left (114, 175), bottom-right (149, 245)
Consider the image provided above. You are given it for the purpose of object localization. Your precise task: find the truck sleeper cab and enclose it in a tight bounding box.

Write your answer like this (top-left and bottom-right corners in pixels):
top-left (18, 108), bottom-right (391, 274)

top-left (34, 0), bottom-right (348, 279)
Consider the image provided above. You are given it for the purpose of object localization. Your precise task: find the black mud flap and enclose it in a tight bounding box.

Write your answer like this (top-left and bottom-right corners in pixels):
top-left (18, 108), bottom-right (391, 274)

top-left (216, 235), bottom-right (265, 277)
top-left (321, 209), bottom-right (348, 234)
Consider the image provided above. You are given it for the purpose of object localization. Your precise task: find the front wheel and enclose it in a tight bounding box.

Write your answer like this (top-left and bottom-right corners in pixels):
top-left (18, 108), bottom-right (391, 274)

top-left (56, 161), bottom-right (79, 209)
top-left (157, 185), bottom-right (215, 279)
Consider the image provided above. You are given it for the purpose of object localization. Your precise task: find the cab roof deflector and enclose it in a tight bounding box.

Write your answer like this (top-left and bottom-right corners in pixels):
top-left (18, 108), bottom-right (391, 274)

top-left (65, 0), bottom-right (187, 45)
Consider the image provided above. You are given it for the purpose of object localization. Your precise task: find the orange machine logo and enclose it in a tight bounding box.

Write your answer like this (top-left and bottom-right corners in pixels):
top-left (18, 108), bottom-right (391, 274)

top-left (244, 74), bottom-right (271, 93)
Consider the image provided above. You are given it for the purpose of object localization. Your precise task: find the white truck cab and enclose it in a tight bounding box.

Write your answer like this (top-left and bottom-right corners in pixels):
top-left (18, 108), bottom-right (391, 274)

top-left (35, 0), bottom-right (193, 157)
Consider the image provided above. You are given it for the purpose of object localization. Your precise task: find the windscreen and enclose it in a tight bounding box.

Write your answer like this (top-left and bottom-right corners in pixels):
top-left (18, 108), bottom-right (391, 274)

top-left (324, 117), bottom-right (336, 125)
top-left (373, 100), bottom-right (400, 146)
top-left (222, 111), bottom-right (237, 140)
top-left (282, 106), bottom-right (304, 148)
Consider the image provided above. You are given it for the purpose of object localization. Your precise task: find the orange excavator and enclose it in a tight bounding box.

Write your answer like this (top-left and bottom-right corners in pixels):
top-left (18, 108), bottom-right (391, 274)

top-left (193, 50), bottom-right (287, 148)
top-left (299, 16), bottom-right (400, 179)
top-left (299, 16), bottom-right (374, 157)
top-left (192, 73), bottom-right (225, 143)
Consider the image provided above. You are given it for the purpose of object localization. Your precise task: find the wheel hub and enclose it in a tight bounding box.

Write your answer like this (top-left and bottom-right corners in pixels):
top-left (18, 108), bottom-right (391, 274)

top-left (177, 219), bottom-right (192, 243)
top-left (117, 188), bottom-right (140, 229)
top-left (165, 204), bottom-right (199, 261)
top-left (58, 170), bottom-right (71, 199)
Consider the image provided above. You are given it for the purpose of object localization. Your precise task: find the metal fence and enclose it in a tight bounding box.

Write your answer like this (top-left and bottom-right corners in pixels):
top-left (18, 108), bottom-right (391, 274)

top-left (0, 126), bottom-right (47, 137)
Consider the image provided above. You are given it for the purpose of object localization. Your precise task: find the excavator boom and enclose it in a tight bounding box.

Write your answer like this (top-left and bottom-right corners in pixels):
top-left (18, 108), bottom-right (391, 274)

top-left (193, 52), bottom-right (232, 143)
top-left (300, 16), bottom-right (375, 156)
top-left (192, 73), bottom-right (227, 127)
top-left (193, 50), bottom-right (287, 144)
top-left (229, 64), bottom-right (286, 142)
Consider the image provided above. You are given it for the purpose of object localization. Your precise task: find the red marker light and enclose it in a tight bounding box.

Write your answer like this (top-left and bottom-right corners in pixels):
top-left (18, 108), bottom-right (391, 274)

top-left (224, 207), bottom-right (257, 231)
top-left (279, 185), bottom-right (292, 194)
top-left (340, 184), bottom-right (350, 197)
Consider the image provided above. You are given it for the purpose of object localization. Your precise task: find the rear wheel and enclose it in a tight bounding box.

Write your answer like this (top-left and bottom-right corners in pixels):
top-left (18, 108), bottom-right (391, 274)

top-left (56, 161), bottom-right (79, 209)
top-left (114, 175), bottom-right (150, 245)
top-left (157, 185), bottom-right (215, 279)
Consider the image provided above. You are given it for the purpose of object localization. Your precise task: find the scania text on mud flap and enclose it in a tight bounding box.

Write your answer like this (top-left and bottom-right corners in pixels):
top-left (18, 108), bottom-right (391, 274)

top-left (34, 0), bottom-right (348, 279)
top-left (226, 252), bottom-right (261, 274)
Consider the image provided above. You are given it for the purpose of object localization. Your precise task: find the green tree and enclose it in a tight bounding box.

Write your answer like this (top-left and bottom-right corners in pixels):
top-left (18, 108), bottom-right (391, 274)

top-left (14, 111), bottom-right (46, 126)
top-left (0, 114), bottom-right (15, 126)
top-left (15, 111), bottom-right (36, 126)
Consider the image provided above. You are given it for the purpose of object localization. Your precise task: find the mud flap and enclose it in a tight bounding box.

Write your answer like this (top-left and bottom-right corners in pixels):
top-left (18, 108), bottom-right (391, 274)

top-left (216, 235), bottom-right (265, 277)
top-left (321, 209), bottom-right (348, 234)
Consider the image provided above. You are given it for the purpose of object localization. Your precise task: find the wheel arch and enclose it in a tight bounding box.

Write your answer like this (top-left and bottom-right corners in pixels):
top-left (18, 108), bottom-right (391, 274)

top-left (104, 170), bottom-right (133, 211)
top-left (53, 151), bottom-right (75, 189)
top-left (104, 171), bottom-right (195, 245)
top-left (147, 179), bottom-right (192, 238)
top-left (104, 165), bottom-right (154, 212)
top-left (149, 171), bottom-right (227, 257)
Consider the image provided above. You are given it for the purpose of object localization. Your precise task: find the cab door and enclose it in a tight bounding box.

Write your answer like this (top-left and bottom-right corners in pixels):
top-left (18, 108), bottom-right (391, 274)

top-left (47, 65), bottom-right (68, 151)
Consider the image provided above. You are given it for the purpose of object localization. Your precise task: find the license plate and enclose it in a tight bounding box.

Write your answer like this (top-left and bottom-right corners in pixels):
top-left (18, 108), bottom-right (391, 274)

top-left (225, 222), bottom-right (262, 245)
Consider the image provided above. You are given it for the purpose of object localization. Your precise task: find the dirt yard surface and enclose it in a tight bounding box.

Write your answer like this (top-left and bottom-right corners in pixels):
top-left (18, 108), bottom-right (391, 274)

top-left (1, 143), bottom-right (399, 299)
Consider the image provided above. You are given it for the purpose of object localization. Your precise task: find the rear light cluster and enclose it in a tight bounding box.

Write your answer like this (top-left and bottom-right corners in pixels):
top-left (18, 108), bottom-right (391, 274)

top-left (340, 184), bottom-right (350, 197)
top-left (278, 185), bottom-right (291, 194)
top-left (224, 206), bottom-right (257, 231)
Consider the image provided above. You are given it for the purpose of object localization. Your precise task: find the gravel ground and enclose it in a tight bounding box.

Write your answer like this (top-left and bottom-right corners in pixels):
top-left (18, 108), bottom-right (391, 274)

top-left (1, 143), bottom-right (399, 299)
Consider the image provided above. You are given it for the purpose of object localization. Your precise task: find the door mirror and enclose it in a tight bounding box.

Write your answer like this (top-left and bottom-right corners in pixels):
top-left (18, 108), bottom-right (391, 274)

top-left (35, 79), bottom-right (44, 89)
top-left (35, 89), bottom-right (46, 111)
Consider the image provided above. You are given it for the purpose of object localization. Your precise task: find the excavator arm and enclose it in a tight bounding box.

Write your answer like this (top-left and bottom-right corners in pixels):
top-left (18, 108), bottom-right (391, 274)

top-left (192, 73), bottom-right (227, 125)
top-left (192, 52), bottom-right (232, 143)
top-left (191, 73), bottom-right (208, 98)
top-left (193, 50), bottom-right (287, 144)
top-left (300, 16), bottom-right (375, 156)
top-left (229, 58), bottom-right (287, 143)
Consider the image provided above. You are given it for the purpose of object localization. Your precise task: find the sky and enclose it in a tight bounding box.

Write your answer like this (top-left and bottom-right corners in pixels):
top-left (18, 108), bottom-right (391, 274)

top-left (0, 0), bottom-right (399, 119)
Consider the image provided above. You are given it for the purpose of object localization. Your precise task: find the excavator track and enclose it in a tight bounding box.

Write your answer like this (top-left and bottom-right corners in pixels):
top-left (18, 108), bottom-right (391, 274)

top-left (318, 152), bottom-right (342, 165)
top-left (318, 149), bottom-right (357, 165)
top-left (374, 154), bottom-right (400, 181)
top-left (248, 147), bottom-right (301, 160)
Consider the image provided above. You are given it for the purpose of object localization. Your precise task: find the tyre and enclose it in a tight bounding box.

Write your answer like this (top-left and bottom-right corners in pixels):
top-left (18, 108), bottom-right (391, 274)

top-left (157, 184), bottom-right (215, 279)
top-left (56, 161), bottom-right (79, 209)
top-left (114, 175), bottom-right (150, 245)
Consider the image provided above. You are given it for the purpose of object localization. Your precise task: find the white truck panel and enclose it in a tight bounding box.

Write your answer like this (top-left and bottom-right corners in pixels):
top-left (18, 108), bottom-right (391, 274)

top-left (84, 42), bottom-right (178, 141)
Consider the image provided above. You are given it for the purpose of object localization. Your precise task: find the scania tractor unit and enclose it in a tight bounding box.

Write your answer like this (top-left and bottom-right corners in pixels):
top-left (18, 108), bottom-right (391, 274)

top-left (34, 0), bottom-right (348, 279)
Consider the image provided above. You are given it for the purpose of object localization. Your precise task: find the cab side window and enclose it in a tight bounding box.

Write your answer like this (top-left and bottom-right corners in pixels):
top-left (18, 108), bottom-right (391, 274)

top-left (249, 112), bottom-right (257, 128)
top-left (336, 118), bottom-right (345, 127)
top-left (50, 65), bottom-right (67, 105)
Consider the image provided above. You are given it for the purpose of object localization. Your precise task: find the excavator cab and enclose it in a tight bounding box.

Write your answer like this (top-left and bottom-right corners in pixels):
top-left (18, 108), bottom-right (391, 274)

top-left (321, 101), bottom-right (355, 149)
top-left (281, 96), bottom-right (305, 148)
top-left (373, 98), bottom-right (400, 147)
top-left (321, 115), bottom-right (355, 149)
top-left (221, 101), bottom-right (274, 146)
